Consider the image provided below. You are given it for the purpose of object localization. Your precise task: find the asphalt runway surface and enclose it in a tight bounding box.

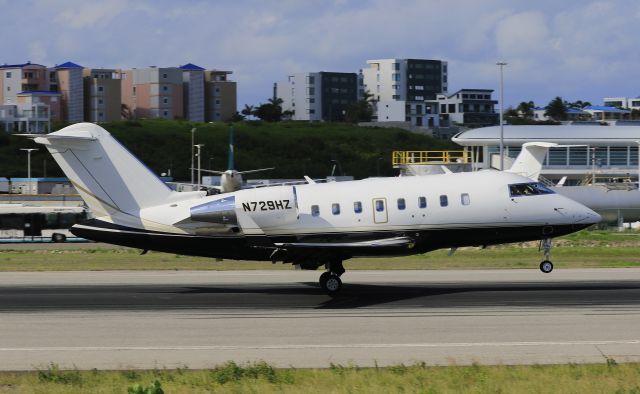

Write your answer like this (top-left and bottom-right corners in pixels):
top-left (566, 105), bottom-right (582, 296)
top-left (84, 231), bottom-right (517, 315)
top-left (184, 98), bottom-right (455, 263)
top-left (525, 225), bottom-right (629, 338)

top-left (1, 269), bottom-right (640, 370)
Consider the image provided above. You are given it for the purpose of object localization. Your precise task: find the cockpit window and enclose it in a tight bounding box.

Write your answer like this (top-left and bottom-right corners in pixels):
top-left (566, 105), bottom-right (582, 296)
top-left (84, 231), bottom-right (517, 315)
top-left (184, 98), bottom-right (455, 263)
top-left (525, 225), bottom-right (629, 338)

top-left (509, 182), bottom-right (555, 197)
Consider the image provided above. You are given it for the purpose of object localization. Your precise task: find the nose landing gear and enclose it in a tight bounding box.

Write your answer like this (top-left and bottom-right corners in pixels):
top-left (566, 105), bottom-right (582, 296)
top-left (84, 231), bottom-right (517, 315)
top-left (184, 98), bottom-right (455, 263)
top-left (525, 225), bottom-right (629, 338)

top-left (319, 260), bottom-right (345, 295)
top-left (539, 238), bottom-right (553, 273)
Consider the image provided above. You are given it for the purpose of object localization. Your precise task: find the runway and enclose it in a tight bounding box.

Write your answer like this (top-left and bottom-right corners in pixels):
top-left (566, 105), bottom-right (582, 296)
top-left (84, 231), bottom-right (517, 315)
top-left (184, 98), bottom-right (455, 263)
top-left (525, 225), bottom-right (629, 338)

top-left (1, 269), bottom-right (640, 370)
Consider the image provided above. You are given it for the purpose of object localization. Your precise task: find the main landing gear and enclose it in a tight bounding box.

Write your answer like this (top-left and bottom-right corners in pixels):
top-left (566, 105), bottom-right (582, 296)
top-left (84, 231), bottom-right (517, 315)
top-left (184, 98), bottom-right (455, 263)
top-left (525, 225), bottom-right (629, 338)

top-left (319, 260), bottom-right (345, 295)
top-left (539, 238), bottom-right (553, 273)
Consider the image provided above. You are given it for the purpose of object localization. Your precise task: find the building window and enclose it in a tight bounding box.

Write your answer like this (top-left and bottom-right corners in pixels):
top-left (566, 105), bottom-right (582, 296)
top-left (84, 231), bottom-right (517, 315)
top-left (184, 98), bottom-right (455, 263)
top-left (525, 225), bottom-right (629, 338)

top-left (307, 87), bottom-right (315, 95)
top-left (392, 73), bottom-right (400, 81)
top-left (392, 95), bottom-right (400, 100)
top-left (448, 104), bottom-right (456, 113)
top-left (311, 205), bottom-right (320, 216)
top-left (418, 196), bottom-right (427, 208)
top-left (163, 97), bottom-right (168, 104)
top-left (461, 193), bottom-right (470, 205)
top-left (332, 203), bottom-right (341, 215)
top-left (162, 86), bottom-right (168, 92)
top-left (354, 201), bottom-right (362, 213)
top-left (215, 99), bottom-right (220, 105)
top-left (133, 87), bottom-right (136, 96)
top-left (393, 62), bottom-right (400, 71)
top-left (98, 99), bottom-right (103, 104)
top-left (6, 72), bottom-right (11, 78)
top-left (440, 195), bottom-right (448, 207)
top-left (162, 73), bottom-right (168, 79)
top-left (97, 86), bottom-right (104, 92)
top-left (397, 198), bottom-right (406, 210)
top-left (6, 86), bottom-right (10, 92)
top-left (215, 87), bottom-right (220, 93)
top-left (309, 109), bottom-right (315, 114)
top-left (307, 75), bottom-right (315, 84)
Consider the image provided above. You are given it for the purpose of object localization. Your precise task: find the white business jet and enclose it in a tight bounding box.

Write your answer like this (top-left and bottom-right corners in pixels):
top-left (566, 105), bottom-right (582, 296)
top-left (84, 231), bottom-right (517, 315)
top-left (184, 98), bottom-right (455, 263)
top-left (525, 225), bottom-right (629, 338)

top-left (30, 124), bottom-right (600, 294)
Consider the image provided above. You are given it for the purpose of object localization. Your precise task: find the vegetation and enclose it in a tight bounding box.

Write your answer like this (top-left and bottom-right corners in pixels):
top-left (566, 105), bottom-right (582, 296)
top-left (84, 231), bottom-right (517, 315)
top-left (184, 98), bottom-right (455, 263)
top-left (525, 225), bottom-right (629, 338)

top-left (544, 96), bottom-right (568, 121)
top-left (1, 361), bottom-right (640, 393)
top-left (1, 119), bottom-right (455, 180)
top-left (0, 230), bottom-right (639, 272)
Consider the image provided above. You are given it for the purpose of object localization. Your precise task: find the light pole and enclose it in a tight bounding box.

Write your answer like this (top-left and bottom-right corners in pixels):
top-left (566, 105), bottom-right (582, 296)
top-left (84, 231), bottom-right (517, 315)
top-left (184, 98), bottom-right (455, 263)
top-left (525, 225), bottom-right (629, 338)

top-left (194, 144), bottom-right (204, 189)
top-left (20, 148), bottom-right (38, 194)
top-left (190, 128), bottom-right (196, 185)
top-left (496, 61), bottom-right (507, 170)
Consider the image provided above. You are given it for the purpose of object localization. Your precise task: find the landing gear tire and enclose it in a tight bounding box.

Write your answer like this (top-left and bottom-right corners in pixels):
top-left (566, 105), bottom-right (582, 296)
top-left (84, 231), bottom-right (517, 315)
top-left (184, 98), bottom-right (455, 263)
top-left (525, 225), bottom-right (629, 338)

top-left (319, 273), bottom-right (342, 295)
top-left (540, 260), bottom-right (553, 273)
top-left (51, 233), bottom-right (66, 243)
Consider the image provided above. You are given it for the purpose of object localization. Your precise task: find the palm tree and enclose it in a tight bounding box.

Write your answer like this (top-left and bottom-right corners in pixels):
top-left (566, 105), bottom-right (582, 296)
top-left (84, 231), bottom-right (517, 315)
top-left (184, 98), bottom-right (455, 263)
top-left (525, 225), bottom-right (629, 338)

top-left (241, 104), bottom-right (254, 118)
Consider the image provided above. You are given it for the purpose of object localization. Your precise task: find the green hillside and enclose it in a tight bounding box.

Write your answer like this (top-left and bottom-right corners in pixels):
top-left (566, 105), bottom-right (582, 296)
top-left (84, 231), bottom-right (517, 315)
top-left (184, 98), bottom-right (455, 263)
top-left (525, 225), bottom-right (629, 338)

top-left (0, 120), bottom-right (457, 181)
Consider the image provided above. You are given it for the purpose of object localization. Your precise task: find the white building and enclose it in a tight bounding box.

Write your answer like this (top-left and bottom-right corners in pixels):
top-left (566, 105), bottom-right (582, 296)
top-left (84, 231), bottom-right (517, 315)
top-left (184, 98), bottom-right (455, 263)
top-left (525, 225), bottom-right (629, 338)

top-left (435, 89), bottom-right (497, 127)
top-left (278, 72), bottom-right (357, 121)
top-left (603, 97), bottom-right (640, 110)
top-left (452, 125), bottom-right (640, 184)
top-left (361, 58), bottom-right (447, 127)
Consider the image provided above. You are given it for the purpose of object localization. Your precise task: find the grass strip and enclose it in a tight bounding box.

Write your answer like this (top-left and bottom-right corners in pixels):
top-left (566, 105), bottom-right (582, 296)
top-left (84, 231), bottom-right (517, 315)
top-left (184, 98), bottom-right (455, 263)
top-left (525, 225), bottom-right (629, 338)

top-left (1, 360), bottom-right (639, 394)
top-left (0, 230), bottom-right (638, 272)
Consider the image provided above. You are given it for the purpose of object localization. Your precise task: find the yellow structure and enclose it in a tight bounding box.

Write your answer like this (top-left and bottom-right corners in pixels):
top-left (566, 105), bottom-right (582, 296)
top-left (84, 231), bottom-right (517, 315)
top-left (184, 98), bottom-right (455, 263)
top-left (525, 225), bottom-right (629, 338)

top-left (392, 150), bottom-right (470, 167)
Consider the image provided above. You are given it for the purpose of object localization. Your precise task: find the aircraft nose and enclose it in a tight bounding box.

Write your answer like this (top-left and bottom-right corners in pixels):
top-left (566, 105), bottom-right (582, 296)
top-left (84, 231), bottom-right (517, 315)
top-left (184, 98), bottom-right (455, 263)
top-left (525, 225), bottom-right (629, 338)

top-left (574, 204), bottom-right (601, 225)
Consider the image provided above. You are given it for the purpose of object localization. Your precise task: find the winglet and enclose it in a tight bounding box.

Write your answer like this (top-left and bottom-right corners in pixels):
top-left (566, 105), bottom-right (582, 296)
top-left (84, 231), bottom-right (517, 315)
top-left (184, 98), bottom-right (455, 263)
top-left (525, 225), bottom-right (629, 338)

top-left (304, 176), bottom-right (316, 184)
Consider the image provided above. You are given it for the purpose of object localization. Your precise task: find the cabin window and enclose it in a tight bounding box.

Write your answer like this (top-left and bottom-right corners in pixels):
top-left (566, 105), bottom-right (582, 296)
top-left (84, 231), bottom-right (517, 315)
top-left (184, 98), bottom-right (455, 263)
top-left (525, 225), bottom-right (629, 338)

top-left (375, 200), bottom-right (385, 212)
top-left (461, 193), bottom-right (470, 205)
top-left (332, 203), bottom-right (341, 215)
top-left (354, 201), bottom-right (362, 213)
top-left (418, 196), bottom-right (427, 208)
top-left (311, 205), bottom-right (320, 216)
top-left (440, 195), bottom-right (448, 207)
top-left (397, 198), bottom-right (406, 210)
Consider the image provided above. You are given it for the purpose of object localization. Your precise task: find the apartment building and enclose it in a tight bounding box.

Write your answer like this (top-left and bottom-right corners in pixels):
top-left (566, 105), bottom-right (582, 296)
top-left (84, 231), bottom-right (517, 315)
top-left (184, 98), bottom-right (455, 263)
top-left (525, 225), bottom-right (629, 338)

top-left (361, 58), bottom-right (448, 127)
top-left (180, 63), bottom-right (205, 122)
top-left (83, 68), bottom-right (122, 122)
top-left (435, 89), bottom-right (498, 127)
top-left (603, 97), bottom-right (640, 110)
top-left (204, 70), bottom-right (236, 122)
top-left (278, 72), bottom-right (357, 121)
top-left (362, 58), bottom-right (448, 103)
top-left (53, 62), bottom-right (84, 123)
top-left (120, 67), bottom-right (184, 119)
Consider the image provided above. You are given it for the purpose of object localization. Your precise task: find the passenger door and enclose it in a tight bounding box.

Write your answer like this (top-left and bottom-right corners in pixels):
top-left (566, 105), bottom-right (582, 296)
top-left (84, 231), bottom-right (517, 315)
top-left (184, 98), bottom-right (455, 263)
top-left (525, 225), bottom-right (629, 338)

top-left (372, 198), bottom-right (388, 224)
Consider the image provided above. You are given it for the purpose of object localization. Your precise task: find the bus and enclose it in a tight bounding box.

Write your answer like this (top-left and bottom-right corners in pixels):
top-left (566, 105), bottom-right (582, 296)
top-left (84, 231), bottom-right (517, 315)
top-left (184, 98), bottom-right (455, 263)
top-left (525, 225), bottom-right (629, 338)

top-left (0, 204), bottom-right (88, 242)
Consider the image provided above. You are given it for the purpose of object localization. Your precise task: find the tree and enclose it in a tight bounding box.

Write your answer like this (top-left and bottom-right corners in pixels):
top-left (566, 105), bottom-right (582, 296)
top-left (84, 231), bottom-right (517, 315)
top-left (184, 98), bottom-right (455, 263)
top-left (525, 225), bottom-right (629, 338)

top-left (567, 100), bottom-right (592, 109)
top-left (241, 104), bottom-right (254, 118)
top-left (545, 96), bottom-right (568, 121)
top-left (504, 106), bottom-right (519, 118)
top-left (516, 101), bottom-right (535, 119)
top-left (253, 97), bottom-right (286, 122)
top-left (345, 91), bottom-right (375, 123)
top-left (229, 111), bottom-right (245, 122)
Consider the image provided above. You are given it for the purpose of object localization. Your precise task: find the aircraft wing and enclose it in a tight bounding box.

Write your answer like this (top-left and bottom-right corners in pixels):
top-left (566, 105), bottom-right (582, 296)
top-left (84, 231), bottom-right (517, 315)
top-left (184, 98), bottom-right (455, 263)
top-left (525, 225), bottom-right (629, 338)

top-left (275, 236), bottom-right (415, 250)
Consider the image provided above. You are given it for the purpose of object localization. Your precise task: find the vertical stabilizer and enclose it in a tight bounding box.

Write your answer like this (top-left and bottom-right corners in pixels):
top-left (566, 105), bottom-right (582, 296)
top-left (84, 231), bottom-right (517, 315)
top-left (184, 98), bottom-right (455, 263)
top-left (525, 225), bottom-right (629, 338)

top-left (507, 142), bottom-right (557, 181)
top-left (33, 123), bottom-right (174, 217)
top-left (227, 126), bottom-right (235, 170)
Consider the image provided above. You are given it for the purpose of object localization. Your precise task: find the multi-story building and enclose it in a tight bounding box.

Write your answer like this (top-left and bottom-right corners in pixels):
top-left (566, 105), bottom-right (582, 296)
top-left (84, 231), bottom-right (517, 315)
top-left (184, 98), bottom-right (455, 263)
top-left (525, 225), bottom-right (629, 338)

top-left (53, 62), bottom-right (84, 123)
top-left (120, 67), bottom-right (184, 119)
top-left (0, 62), bottom-right (49, 105)
top-left (435, 89), bottom-right (498, 127)
top-left (361, 58), bottom-right (448, 127)
top-left (278, 72), bottom-right (357, 121)
top-left (83, 68), bottom-right (122, 123)
top-left (361, 58), bottom-right (448, 103)
top-left (603, 97), bottom-right (640, 111)
top-left (180, 63), bottom-right (205, 122)
top-left (204, 70), bottom-right (236, 122)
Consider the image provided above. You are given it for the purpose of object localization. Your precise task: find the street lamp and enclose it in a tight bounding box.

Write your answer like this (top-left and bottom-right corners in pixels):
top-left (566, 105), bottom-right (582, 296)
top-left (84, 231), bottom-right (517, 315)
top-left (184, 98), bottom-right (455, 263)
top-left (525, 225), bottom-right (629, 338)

top-left (194, 144), bottom-right (204, 189)
top-left (496, 61), bottom-right (507, 170)
top-left (20, 148), bottom-right (38, 194)
top-left (190, 128), bottom-right (196, 185)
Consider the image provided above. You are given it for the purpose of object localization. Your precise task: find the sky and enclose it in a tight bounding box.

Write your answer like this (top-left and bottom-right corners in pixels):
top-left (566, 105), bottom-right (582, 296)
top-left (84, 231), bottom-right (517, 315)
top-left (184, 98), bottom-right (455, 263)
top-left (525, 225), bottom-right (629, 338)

top-left (2, 0), bottom-right (639, 109)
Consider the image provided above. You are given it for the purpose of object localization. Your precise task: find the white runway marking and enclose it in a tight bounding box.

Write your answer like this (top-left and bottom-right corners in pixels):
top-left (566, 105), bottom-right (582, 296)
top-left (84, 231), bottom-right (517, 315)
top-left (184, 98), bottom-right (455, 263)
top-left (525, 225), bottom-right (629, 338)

top-left (2, 339), bottom-right (640, 352)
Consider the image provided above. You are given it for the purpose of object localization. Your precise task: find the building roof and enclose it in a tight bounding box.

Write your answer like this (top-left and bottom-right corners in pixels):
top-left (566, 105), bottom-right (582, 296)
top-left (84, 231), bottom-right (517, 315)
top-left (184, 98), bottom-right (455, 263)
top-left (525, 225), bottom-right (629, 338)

top-left (179, 63), bottom-right (205, 71)
top-left (452, 125), bottom-right (640, 147)
top-left (54, 61), bottom-right (83, 69)
top-left (584, 105), bottom-right (630, 113)
top-left (0, 62), bottom-right (45, 69)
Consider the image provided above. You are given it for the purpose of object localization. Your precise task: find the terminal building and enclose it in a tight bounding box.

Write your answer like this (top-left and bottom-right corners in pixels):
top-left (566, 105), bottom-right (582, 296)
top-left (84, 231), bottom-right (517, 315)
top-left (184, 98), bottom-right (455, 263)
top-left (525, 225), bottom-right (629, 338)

top-left (451, 125), bottom-right (640, 185)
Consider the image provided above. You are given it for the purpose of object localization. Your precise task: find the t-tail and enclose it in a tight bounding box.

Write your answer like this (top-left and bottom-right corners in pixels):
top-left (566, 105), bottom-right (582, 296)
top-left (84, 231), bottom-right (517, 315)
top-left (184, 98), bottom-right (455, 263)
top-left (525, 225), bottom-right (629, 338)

top-left (31, 123), bottom-right (178, 221)
top-left (228, 126), bottom-right (235, 170)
